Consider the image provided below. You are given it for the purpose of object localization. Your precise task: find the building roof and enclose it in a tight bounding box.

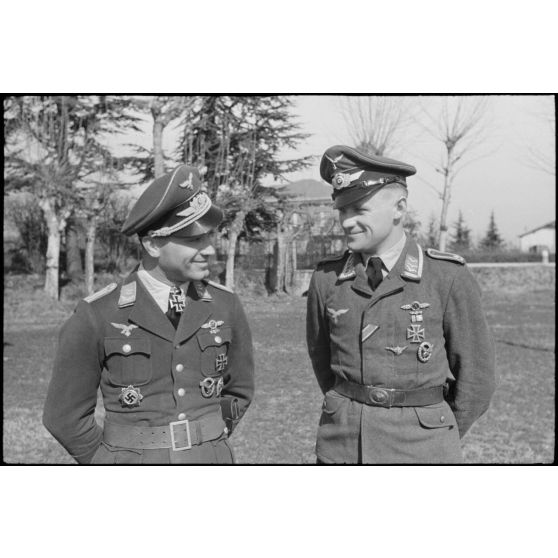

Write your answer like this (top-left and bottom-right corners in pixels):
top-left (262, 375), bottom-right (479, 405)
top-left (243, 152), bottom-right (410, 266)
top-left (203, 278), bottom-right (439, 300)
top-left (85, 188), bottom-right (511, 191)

top-left (518, 220), bottom-right (556, 237)
top-left (276, 179), bottom-right (331, 200)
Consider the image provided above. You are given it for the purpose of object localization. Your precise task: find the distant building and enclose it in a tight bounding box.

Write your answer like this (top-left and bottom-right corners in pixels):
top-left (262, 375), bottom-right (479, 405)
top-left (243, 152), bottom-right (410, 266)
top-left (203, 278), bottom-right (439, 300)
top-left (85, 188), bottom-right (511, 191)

top-left (518, 221), bottom-right (556, 254)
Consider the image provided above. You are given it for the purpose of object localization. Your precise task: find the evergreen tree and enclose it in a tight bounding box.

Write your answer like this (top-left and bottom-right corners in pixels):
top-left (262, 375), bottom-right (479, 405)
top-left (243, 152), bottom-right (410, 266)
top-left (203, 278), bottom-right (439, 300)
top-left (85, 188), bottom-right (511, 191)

top-left (450, 210), bottom-right (472, 251)
top-left (175, 95), bottom-right (312, 288)
top-left (480, 210), bottom-right (504, 250)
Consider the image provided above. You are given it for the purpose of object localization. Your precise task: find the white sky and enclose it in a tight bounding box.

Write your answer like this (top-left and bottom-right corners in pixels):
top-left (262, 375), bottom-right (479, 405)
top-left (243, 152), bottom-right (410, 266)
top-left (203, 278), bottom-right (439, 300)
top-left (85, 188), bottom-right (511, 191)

top-left (145, 94), bottom-right (555, 246)
top-left (282, 95), bottom-right (555, 246)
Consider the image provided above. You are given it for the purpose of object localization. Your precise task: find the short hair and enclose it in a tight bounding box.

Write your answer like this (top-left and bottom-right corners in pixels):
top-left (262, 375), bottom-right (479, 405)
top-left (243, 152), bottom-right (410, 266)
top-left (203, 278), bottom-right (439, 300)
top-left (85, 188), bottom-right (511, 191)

top-left (383, 182), bottom-right (408, 198)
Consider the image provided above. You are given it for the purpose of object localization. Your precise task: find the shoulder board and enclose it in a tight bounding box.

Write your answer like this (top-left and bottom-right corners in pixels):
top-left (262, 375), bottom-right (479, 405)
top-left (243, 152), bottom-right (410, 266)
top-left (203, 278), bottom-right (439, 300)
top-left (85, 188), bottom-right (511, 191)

top-left (317, 251), bottom-right (348, 267)
top-left (426, 248), bottom-right (466, 265)
top-left (206, 280), bottom-right (234, 294)
top-left (84, 282), bottom-right (118, 303)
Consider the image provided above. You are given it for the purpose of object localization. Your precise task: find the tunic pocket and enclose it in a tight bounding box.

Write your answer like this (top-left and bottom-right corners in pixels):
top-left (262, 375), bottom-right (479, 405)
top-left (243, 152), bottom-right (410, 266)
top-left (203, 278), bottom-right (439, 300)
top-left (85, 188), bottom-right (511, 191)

top-left (104, 337), bottom-right (152, 387)
top-left (196, 326), bottom-right (232, 377)
top-left (414, 401), bottom-right (457, 429)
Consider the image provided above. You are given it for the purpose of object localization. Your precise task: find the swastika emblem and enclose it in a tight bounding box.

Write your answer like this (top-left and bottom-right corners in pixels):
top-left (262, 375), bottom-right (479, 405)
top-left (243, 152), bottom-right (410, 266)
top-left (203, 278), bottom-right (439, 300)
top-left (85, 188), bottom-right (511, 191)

top-left (119, 385), bottom-right (144, 407)
top-left (406, 324), bottom-right (425, 343)
top-left (216, 354), bottom-right (228, 372)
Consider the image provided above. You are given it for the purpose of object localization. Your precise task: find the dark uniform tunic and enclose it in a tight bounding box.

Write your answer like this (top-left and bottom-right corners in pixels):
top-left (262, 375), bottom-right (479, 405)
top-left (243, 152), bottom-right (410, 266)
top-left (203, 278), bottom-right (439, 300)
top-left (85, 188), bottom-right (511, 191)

top-left (43, 272), bottom-right (254, 464)
top-left (306, 235), bottom-right (496, 464)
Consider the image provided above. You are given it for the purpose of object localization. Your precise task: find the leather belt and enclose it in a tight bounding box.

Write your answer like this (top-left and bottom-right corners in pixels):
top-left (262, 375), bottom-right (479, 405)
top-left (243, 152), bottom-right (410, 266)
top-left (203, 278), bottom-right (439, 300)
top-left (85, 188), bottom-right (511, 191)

top-left (103, 412), bottom-right (226, 451)
top-left (334, 378), bottom-right (444, 408)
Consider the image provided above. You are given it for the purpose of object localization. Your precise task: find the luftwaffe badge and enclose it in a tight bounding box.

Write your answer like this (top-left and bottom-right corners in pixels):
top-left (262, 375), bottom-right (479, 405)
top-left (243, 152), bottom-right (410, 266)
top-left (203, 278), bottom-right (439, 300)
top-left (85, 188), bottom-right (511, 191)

top-left (111, 322), bottom-right (139, 337)
top-left (407, 324), bottom-right (425, 343)
top-left (178, 172), bottom-right (194, 189)
top-left (327, 307), bottom-right (349, 324)
top-left (215, 377), bottom-right (224, 396)
top-left (417, 341), bottom-right (434, 363)
top-left (119, 385), bottom-right (144, 407)
top-left (200, 377), bottom-right (223, 398)
top-left (201, 320), bottom-right (224, 334)
top-left (401, 301), bottom-right (430, 322)
top-left (215, 354), bottom-right (228, 372)
top-left (385, 346), bottom-right (408, 355)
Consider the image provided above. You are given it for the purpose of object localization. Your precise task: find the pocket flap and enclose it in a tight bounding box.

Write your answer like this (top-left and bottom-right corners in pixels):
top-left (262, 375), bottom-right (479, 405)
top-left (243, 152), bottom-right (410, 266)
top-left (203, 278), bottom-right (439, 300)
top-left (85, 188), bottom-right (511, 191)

top-left (104, 337), bottom-right (151, 357)
top-left (197, 327), bottom-right (232, 350)
top-left (414, 404), bottom-right (457, 429)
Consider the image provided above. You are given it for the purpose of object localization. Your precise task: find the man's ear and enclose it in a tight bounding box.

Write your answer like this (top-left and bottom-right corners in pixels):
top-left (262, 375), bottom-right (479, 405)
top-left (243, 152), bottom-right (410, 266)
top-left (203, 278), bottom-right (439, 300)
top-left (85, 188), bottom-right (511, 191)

top-left (140, 236), bottom-right (161, 258)
top-left (394, 196), bottom-right (408, 221)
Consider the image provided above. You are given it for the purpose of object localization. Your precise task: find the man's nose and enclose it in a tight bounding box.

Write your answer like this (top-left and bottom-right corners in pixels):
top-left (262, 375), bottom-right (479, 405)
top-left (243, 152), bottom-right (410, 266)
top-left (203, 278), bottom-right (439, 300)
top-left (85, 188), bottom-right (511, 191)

top-left (200, 243), bottom-right (216, 256)
top-left (340, 214), bottom-right (356, 230)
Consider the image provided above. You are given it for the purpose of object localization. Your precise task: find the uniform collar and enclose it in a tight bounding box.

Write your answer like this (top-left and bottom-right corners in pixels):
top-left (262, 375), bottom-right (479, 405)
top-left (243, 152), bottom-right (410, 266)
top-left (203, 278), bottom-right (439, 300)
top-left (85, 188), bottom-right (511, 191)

top-left (338, 234), bottom-right (423, 285)
top-left (361, 232), bottom-right (407, 274)
top-left (137, 264), bottom-right (190, 313)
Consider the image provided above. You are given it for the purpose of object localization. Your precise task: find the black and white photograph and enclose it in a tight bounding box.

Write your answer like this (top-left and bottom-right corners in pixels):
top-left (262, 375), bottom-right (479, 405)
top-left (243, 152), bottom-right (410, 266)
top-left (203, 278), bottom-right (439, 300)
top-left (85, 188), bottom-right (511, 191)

top-left (3, 94), bottom-right (555, 465)
top-left (1, 3), bottom-right (556, 555)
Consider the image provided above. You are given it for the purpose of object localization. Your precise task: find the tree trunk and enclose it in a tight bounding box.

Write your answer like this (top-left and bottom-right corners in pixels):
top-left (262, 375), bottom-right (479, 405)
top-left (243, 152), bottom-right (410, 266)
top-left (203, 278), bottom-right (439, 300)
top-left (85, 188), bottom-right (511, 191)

top-left (274, 225), bottom-right (287, 294)
top-left (153, 118), bottom-right (165, 178)
top-left (438, 147), bottom-right (454, 252)
top-left (39, 198), bottom-right (66, 300)
top-left (225, 210), bottom-right (246, 289)
top-left (65, 219), bottom-right (83, 283)
top-left (438, 174), bottom-right (451, 252)
top-left (85, 215), bottom-right (97, 295)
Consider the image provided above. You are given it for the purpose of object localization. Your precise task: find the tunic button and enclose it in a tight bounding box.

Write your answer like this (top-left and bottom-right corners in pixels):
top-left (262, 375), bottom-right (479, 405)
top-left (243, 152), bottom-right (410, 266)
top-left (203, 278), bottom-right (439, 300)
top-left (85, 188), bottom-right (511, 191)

top-left (175, 364), bottom-right (184, 372)
top-left (122, 344), bottom-right (131, 353)
top-left (177, 388), bottom-right (185, 397)
top-left (214, 336), bottom-right (222, 344)
top-left (177, 413), bottom-right (186, 420)
top-left (440, 415), bottom-right (446, 423)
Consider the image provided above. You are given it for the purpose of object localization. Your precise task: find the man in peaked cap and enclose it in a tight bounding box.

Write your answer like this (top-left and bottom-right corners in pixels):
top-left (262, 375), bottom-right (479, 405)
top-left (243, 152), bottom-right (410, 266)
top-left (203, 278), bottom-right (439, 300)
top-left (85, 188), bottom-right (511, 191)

top-left (43, 164), bottom-right (255, 464)
top-left (306, 145), bottom-right (495, 464)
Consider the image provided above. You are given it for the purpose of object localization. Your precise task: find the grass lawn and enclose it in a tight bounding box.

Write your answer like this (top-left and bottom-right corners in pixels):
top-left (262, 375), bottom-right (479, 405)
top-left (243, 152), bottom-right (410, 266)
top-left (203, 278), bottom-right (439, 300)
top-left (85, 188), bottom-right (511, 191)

top-left (3, 276), bottom-right (555, 464)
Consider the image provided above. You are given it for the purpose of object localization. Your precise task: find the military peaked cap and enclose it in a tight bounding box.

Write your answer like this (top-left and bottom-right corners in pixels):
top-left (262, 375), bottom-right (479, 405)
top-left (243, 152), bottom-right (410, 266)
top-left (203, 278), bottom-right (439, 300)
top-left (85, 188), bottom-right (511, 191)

top-left (320, 145), bottom-right (417, 209)
top-left (121, 164), bottom-right (223, 237)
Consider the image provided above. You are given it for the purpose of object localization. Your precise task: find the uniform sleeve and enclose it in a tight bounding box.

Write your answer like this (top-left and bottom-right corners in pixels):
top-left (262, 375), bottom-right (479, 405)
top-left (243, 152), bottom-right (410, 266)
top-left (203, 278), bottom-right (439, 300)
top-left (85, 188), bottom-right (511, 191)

top-left (220, 293), bottom-right (255, 434)
top-left (306, 269), bottom-right (334, 394)
top-left (43, 301), bottom-right (104, 463)
top-left (443, 266), bottom-right (496, 438)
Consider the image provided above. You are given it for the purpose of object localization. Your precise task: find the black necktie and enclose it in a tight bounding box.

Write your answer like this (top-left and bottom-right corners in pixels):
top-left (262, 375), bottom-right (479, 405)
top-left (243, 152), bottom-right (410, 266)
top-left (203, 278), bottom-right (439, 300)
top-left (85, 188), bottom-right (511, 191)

top-left (366, 257), bottom-right (384, 290)
top-left (166, 286), bottom-right (185, 328)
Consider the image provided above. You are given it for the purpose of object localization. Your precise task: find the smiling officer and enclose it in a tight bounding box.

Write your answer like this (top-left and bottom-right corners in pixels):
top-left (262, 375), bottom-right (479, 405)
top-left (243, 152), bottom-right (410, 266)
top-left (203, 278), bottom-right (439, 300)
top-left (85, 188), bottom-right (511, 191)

top-left (306, 145), bottom-right (495, 464)
top-left (43, 164), bottom-right (255, 464)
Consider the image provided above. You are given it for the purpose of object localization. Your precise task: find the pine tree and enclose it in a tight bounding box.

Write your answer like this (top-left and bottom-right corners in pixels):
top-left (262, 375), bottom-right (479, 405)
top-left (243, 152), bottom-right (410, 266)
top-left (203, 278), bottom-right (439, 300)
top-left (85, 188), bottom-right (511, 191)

top-left (176, 96), bottom-right (312, 288)
top-left (481, 210), bottom-right (504, 250)
top-left (450, 210), bottom-right (472, 251)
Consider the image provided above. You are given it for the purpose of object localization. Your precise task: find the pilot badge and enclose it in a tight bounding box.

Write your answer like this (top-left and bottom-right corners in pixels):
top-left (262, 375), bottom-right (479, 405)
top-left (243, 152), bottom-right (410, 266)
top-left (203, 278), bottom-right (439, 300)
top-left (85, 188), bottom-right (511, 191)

top-left (200, 377), bottom-right (216, 398)
top-left (417, 342), bottom-right (434, 363)
top-left (119, 385), bottom-right (144, 407)
top-left (215, 377), bottom-right (224, 396)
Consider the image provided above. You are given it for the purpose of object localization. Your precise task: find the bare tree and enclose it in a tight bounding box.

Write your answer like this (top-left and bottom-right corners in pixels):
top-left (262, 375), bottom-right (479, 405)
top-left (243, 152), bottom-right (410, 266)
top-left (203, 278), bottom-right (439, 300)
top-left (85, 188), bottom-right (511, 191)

top-left (419, 96), bottom-right (493, 251)
top-left (523, 97), bottom-right (555, 176)
top-left (149, 96), bottom-right (191, 177)
top-left (4, 95), bottom-right (142, 299)
top-left (340, 96), bottom-right (413, 156)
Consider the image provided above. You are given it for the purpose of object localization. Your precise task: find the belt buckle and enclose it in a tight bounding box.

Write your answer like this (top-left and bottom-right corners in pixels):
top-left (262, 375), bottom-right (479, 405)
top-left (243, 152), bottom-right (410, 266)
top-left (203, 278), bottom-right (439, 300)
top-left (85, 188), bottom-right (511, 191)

top-left (169, 419), bottom-right (192, 451)
top-left (368, 387), bottom-right (393, 408)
